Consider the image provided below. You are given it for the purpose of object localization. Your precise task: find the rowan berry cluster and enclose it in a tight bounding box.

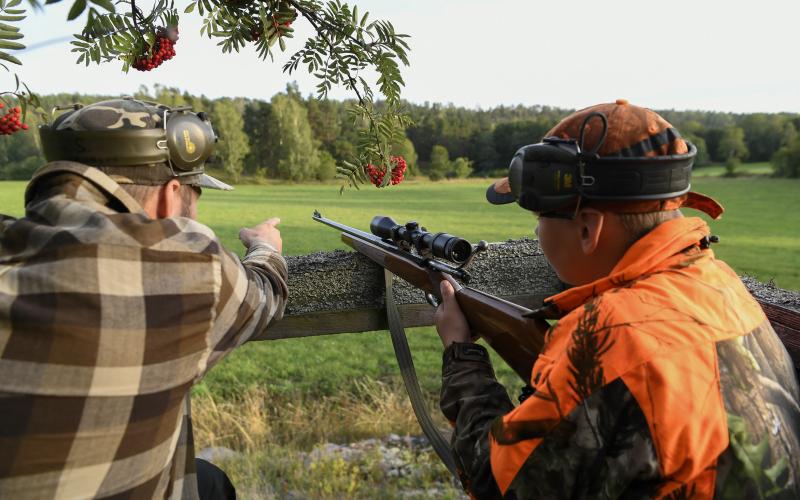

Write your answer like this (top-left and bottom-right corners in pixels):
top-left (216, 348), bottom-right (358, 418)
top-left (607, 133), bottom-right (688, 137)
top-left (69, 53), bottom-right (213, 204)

top-left (249, 20), bottom-right (292, 42)
top-left (366, 156), bottom-right (407, 187)
top-left (0, 103), bottom-right (28, 135)
top-left (132, 27), bottom-right (178, 71)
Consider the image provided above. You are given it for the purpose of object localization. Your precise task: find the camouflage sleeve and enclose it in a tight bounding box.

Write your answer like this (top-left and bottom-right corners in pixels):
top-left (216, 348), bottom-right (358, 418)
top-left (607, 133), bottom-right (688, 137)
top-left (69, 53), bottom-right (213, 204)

top-left (440, 342), bottom-right (513, 499)
top-left (202, 239), bottom-right (288, 372)
top-left (442, 344), bottom-right (662, 499)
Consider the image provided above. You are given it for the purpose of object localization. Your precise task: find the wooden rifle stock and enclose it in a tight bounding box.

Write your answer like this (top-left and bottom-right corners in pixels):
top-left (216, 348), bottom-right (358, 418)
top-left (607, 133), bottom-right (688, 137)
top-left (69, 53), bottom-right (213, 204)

top-left (343, 234), bottom-right (549, 382)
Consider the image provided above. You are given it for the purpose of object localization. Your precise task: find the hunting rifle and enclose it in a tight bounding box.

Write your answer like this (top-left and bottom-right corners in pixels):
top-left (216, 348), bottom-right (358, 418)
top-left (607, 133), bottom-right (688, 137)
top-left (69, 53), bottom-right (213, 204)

top-left (313, 210), bottom-right (552, 478)
top-left (313, 211), bottom-right (552, 381)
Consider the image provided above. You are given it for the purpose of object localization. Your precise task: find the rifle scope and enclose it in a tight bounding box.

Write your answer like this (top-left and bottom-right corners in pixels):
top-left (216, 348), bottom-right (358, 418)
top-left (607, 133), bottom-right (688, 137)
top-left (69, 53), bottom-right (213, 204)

top-left (370, 216), bottom-right (473, 264)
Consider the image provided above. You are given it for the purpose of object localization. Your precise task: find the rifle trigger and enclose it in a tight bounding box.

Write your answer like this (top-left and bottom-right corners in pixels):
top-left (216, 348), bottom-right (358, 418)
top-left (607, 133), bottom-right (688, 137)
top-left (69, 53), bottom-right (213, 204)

top-left (425, 293), bottom-right (440, 308)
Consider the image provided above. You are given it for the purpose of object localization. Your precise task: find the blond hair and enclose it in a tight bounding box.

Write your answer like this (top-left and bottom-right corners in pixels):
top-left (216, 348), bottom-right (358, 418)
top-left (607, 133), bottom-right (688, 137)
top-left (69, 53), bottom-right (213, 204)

top-left (616, 210), bottom-right (682, 247)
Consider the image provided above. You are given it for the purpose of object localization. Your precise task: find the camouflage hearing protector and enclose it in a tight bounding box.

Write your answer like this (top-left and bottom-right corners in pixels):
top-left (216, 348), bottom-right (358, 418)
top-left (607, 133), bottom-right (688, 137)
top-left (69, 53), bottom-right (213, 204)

top-left (38, 98), bottom-right (217, 179)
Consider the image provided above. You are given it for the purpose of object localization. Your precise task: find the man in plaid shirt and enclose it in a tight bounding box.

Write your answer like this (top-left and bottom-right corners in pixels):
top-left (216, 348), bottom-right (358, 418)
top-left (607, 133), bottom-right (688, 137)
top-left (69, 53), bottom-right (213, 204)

top-left (0, 98), bottom-right (289, 498)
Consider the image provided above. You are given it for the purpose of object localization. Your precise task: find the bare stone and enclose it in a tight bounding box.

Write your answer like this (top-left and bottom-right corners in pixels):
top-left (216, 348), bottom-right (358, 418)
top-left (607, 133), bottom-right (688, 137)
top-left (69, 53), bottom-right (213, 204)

top-left (741, 276), bottom-right (800, 312)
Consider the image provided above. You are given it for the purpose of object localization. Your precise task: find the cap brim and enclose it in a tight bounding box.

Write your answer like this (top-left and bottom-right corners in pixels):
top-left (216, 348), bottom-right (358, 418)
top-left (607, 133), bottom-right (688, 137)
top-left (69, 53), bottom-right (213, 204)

top-left (682, 191), bottom-right (724, 219)
top-left (198, 173), bottom-right (234, 191)
top-left (486, 177), bottom-right (516, 205)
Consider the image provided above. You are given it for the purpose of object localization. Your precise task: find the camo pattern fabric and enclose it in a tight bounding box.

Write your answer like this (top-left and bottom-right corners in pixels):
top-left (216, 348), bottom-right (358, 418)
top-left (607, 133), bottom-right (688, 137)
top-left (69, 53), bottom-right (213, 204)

top-left (441, 344), bottom-right (662, 499)
top-left (440, 217), bottom-right (800, 499)
top-left (0, 162), bottom-right (288, 499)
top-left (53, 98), bottom-right (169, 131)
top-left (714, 322), bottom-right (800, 500)
top-left (441, 321), bottom-right (800, 499)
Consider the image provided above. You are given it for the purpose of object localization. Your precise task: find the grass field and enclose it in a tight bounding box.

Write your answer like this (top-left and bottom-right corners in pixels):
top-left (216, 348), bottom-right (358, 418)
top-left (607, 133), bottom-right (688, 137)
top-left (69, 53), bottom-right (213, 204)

top-left (692, 161), bottom-right (773, 177)
top-left (1, 169), bottom-right (799, 497)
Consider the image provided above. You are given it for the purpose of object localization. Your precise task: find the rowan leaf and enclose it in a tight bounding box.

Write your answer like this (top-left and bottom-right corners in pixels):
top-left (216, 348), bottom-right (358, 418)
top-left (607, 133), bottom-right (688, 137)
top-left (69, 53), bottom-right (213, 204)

top-left (67, 0), bottom-right (86, 20)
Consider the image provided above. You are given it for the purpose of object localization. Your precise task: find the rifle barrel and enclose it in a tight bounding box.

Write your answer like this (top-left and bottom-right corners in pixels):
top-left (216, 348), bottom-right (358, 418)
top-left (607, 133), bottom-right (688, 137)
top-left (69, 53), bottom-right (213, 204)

top-left (312, 212), bottom-right (379, 242)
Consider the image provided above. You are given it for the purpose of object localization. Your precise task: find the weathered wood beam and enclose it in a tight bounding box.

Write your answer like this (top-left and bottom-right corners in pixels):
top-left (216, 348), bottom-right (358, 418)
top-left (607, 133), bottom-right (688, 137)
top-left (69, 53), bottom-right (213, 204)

top-left (252, 239), bottom-right (800, 346)
top-left (254, 239), bottom-right (563, 340)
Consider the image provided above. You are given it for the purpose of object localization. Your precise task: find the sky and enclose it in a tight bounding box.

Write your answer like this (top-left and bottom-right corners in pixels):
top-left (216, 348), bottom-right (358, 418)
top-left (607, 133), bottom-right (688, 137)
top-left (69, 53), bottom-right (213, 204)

top-left (13, 0), bottom-right (800, 113)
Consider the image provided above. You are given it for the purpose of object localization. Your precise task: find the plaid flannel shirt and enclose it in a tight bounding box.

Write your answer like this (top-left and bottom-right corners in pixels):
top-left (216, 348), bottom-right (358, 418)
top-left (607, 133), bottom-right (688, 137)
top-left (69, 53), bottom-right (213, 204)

top-left (0, 162), bottom-right (289, 499)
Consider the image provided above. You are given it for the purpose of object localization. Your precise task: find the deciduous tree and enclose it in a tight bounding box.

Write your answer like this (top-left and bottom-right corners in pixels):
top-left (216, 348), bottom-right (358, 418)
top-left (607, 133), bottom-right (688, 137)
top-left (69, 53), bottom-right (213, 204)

top-left (211, 99), bottom-right (250, 181)
top-left (268, 93), bottom-right (320, 181)
top-left (427, 144), bottom-right (450, 181)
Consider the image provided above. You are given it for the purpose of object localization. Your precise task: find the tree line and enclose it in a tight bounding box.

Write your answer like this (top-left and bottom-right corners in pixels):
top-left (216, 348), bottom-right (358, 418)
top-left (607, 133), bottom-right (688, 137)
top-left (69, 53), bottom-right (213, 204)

top-left (1, 85), bottom-right (799, 181)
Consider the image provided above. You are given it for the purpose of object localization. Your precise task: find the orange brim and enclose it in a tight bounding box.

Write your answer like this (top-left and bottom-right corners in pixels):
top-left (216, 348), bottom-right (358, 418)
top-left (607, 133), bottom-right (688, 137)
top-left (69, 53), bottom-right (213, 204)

top-left (588, 192), bottom-right (724, 219)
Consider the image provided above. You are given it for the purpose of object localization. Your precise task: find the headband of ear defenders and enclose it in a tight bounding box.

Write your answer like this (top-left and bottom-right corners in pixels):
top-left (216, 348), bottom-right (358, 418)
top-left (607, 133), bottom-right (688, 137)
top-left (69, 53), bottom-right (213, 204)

top-left (507, 111), bottom-right (697, 213)
top-left (508, 138), bottom-right (697, 213)
top-left (39, 108), bottom-right (217, 174)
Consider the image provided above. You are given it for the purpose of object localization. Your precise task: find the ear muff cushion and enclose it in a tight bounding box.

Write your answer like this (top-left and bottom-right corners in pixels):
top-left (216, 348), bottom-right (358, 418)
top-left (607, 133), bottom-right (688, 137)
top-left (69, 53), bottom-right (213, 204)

top-left (166, 113), bottom-right (216, 171)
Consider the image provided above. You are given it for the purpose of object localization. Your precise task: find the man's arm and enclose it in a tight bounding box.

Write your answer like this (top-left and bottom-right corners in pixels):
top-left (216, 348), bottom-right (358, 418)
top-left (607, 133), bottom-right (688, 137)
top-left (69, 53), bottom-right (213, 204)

top-left (203, 218), bottom-right (289, 371)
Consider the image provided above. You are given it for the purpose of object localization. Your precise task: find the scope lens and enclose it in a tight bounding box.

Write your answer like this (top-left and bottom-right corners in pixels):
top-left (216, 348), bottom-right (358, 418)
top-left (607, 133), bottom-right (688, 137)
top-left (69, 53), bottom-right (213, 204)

top-left (431, 233), bottom-right (472, 264)
top-left (448, 239), bottom-right (472, 263)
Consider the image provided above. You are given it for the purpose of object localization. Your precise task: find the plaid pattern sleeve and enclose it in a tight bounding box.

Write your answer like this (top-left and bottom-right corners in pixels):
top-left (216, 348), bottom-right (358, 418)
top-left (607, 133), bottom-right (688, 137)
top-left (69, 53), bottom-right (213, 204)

top-left (0, 163), bottom-right (288, 499)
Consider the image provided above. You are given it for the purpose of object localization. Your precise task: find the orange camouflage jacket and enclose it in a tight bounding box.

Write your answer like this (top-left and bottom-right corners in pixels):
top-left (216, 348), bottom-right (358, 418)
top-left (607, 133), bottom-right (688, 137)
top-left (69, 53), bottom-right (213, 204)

top-left (441, 217), bottom-right (800, 499)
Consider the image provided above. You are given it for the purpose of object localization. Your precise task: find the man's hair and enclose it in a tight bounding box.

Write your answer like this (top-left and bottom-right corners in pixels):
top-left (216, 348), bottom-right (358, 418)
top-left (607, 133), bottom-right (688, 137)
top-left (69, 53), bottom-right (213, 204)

top-left (120, 183), bottom-right (195, 217)
top-left (616, 210), bottom-right (682, 247)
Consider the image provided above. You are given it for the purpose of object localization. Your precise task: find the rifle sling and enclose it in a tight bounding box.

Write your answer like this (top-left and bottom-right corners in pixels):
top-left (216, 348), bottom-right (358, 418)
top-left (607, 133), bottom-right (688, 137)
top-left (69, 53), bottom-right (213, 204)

top-left (383, 269), bottom-right (460, 480)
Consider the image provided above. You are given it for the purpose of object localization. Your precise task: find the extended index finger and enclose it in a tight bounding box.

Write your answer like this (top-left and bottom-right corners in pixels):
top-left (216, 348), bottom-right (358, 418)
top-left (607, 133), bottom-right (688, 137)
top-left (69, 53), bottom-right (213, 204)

top-left (264, 217), bottom-right (281, 226)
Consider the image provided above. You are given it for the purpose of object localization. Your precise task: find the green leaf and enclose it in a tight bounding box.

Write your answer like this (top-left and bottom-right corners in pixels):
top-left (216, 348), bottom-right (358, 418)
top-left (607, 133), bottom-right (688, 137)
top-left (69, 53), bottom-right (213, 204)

top-left (0, 15), bottom-right (25, 21)
top-left (764, 457), bottom-right (788, 485)
top-left (0, 21), bottom-right (19, 32)
top-left (67, 0), bottom-right (86, 20)
top-left (183, 1), bottom-right (195, 13)
top-left (88, 0), bottom-right (113, 12)
top-left (0, 39), bottom-right (24, 49)
top-left (0, 50), bottom-right (21, 64)
top-left (0, 30), bottom-right (23, 40)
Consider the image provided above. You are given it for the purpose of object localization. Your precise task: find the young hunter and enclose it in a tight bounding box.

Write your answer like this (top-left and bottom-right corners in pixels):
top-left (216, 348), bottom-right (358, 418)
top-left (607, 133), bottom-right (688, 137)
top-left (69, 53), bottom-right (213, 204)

top-left (0, 98), bottom-right (288, 499)
top-left (435, 100), bottom-right (800, 499)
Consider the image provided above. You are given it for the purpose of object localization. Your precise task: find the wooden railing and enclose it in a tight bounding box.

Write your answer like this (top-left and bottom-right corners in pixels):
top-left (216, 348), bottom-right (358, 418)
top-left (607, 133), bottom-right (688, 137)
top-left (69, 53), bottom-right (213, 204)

top-left (253, 239), bottom-right (800, 364)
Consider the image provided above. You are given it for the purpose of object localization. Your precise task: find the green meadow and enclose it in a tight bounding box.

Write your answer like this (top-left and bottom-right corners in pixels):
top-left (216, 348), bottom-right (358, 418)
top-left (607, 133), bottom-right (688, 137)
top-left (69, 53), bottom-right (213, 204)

top-left (2, 174), bottom-right (797, 291)
top-left (1, 174), bottom-right (798, 394)
top-left (1, 172), bottom-right (798, 497)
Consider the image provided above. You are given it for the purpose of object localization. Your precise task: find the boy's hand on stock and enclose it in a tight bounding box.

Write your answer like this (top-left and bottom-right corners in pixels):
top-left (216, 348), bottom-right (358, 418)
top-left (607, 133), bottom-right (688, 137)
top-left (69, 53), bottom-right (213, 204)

top-left (434, 278), bottom-right (472, 347)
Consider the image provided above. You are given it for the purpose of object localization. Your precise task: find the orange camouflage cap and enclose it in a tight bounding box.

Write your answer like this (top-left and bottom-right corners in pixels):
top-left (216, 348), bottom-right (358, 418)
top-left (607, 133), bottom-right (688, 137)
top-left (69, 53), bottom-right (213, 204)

top-left (487, 99), bottom-right (724, 219)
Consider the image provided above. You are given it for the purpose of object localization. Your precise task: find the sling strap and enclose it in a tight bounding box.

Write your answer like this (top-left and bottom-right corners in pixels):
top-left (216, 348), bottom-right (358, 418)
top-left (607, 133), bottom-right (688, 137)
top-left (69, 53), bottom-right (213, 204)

top-left (383, 269), bottom-right (459, 479)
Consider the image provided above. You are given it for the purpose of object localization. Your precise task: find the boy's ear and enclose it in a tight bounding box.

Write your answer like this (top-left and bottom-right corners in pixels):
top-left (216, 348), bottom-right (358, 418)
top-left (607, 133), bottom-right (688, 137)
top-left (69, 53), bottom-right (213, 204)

top-left (578, 207), bottom-right (605, 255)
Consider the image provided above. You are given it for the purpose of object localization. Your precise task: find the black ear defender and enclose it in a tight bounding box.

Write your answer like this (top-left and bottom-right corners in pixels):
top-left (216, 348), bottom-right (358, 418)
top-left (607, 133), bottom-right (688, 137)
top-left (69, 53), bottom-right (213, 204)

top-left (507, 112), bottom-right (697, 213)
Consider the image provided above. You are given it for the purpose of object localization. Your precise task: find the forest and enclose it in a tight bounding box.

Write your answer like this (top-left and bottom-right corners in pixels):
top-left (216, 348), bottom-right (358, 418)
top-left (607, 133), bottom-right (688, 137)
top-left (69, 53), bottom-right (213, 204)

top-left (1, 83), bottom-right (799, 182)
